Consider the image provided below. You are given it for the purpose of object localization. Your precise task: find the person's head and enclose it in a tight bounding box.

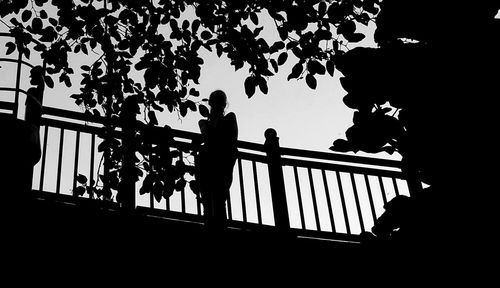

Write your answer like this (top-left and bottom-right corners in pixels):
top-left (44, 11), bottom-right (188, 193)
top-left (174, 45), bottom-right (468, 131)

top-left (208, 90), bottom-right (227, 116)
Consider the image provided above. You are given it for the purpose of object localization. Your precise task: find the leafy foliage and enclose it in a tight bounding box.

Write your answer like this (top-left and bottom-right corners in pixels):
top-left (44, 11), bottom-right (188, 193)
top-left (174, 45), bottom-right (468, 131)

top-left (1, 0), bottom-right (380, 204)
top-left (330, 1), bottom-right (500, 188)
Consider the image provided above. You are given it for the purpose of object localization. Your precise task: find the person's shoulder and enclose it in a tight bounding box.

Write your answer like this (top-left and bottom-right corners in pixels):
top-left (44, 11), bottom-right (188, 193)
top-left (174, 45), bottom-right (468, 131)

top-left (225, 112), bottom-right (236, 120)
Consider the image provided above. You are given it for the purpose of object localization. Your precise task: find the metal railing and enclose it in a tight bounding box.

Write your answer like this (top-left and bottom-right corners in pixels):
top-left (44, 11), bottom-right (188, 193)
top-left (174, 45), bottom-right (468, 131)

top-left (22, 106), bottom-right (408, 243)
top-left (1, 31), bottom-right (408, 242)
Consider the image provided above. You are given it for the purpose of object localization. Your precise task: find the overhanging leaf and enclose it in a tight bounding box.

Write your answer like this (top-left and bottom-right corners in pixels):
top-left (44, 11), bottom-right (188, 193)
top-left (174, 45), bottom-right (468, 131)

top-left (330, 139), bottom-right (354, 153)
top-left (21, 10), bottom-right (32, 22)
top-left (76, 174), bottom-right (88, 184)
top-left (258, 77), bottom-right (268, 94)
top-left (201, 30), bottom-right (212, 40)
top-left (278, 52), bottom-right (288, 66)
top-left (250, 12), bottom-right (259, 25)
top-left (199, 105), bottom-right (209, 117)
top-left (73, 186), bottom-right (86, 197)
top-left (31, 17), bottom-right (43, 32)
top-left (345, 33), bottom-right (366, 43)
top-left (5, 42), bottom-right (16, 55)
top-left (326, 60), bottom-right (335, 76)
top-left (44, 75), bottom-right (54, 88)
top-left (308, 60), bottom-right (326, 75)
top-left (306, 74), bottom-right (317, 89)
top-left (287, 62), bottom-right (303, 81)
top-left (244, 76), bottom-right (256, 98)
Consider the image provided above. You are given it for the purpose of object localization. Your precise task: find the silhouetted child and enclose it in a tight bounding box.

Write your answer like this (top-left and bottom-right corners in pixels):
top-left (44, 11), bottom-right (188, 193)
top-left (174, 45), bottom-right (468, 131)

top-left (195, 90), bottom-right (238, 231)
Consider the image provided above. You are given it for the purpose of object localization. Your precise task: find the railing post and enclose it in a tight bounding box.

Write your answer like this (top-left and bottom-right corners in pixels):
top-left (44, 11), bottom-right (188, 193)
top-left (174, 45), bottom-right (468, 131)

top-left (264, 128), bottom-right (290, 231)
top-left (402, 155), bottom-right (423, 198)
top-left (119, 96), bottom-right (137, 211)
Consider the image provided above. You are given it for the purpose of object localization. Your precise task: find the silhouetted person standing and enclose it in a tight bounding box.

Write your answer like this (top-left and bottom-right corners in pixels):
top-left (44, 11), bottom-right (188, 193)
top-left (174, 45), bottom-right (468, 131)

top-left (196, 90), bottom-right (238, 231)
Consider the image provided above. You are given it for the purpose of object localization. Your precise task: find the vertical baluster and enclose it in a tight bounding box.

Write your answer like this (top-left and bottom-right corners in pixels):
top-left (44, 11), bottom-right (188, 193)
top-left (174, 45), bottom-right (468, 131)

top-left (196, 192), bottom-right (202, 216)
top-left (264, 129), bottom-right (289, 230)
top-left (378, 176), bottom-right (388, 206)
top-left (180, 152), bottom-right (186, 213)
top-left (150, 188), bottom-right (154, 209)
top-left (307, 168), bottom-right (321, 231)
top-left (90, 133), bottom-right (95, 199)
top-left (364, 174), bottom-right (377, 225)
top-left (293, 166), bottom-right (305, 230)
top-left (56, 129), bottom-right (65, 194)
top-left (350, 173), bottom-right (365, 232)
top-left (73, 131), bottom-right (80, 190)
top-left (392, 177), bottom-right (400, 197)
top-left (166, 191), bottom-right (170, 211)
top-left (252, 160), bottom-right (262, 225)
top-left (335, 171), bottom-right (351, 235)
top-left (150, 143), bottom-right (154, 209)
top-left (39, 125), bottom-right (49, 191)
top-left (226, 181), bottom-right (233, 221)
top-left (13, 50), bottom-right (22, 118)
top-left (238, 158), bottom-right (247, 223)
top-left (321, 170), bottom-right (336, 233)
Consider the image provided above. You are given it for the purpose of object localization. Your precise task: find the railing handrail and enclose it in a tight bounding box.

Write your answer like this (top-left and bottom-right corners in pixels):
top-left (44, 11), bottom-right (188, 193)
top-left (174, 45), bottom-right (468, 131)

top-left (280, 146), bottom-right (401, 169)
top-left (0, 57), bottom-right (36, 69)
top-left (37, 105), bottom-right (403, 169)
top-left (0, 31), bottom-right (43, 46)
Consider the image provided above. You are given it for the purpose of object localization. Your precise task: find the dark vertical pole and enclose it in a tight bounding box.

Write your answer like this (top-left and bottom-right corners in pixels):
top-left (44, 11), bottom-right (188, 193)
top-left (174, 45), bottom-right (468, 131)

top-left (13, 50), bottom-right (22, 118)
top-left (150, 186), bottom-right (154, 208)
top-left (196, 193), bottom-right (202, 216)
top-left (307, 168), bottom-right (321, 231)
top-left (293, 166), bottom-right (305, 229)
top-left (252, 160), bottom-right (262, 225)
top-left (180, 151), bottom-right (186, 214)
top-left (73, 131), bottom-right (80, 190)
top-left (402, 155), bottom-right (423, 197)
top-left (238, 158), bottom-right (247, 223)
top-left (321, 170), bottom-right (336, 233)
top-left (264, 128), bottom-right (289, 231)
top-left (335, 171), bottom-right (351, 235)
top-left (90, 134), bottom-right (95, 199)
top-left (55, 129), bottom-right (64, 195)
top-left (350, 173), bottom-right (365, 232)
top-left (392, 177), bottom-right (400, 197)
top-left (39, 125), bottom-right (49, 191)
top-left (226, 182), bottom-right (233, 221)
top-left (166, 194), bottom-right (170, 211)
top-left (364, 174), bottom-right (377, 224)
top-left (378, 176), bottom-right (388, 206)
top-left (149, 144), bottom-right (154, 208)
top-left (120, 97), bottom-right (137, 211)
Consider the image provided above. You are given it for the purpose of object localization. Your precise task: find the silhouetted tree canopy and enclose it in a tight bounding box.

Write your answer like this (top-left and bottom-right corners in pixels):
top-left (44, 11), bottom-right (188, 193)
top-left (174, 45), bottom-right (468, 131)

top-left (1, 0), bottom-right (380, 203)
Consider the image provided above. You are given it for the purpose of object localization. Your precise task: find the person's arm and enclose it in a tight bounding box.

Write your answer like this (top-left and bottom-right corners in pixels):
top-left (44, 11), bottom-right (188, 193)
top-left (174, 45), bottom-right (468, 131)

top-left (199, 119), bottom-right (208, 136)
top-left (225, 112), bottom-right (238, 142)
top-left (197, 119), bottom-right (210, 147)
